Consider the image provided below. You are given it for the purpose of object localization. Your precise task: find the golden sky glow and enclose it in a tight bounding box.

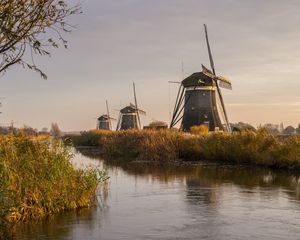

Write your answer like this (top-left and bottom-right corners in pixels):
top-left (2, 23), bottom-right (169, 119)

top-left (1, 0), bottom-right (300, 131)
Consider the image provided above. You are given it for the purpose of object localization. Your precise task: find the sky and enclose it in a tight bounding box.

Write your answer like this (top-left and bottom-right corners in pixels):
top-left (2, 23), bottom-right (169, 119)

top-left (1, 0), bottom-right (300, 131)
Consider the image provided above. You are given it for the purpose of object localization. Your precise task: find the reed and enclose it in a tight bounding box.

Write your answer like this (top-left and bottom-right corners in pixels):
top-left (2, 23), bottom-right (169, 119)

top-left (69, 130), bottom-right (111, 147)
top-left (68, 129), bottom-right (300, 169)
top-left (0, 135), bottom-right (103, 226)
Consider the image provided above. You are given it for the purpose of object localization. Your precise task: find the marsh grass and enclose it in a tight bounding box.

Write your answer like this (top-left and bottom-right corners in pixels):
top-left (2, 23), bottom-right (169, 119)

top-left (190, 125), bottom-right (209, 135)
top-left (0, 135), bottom-right (102, 227)
top-left (68, 129), bottom-right (300, 169)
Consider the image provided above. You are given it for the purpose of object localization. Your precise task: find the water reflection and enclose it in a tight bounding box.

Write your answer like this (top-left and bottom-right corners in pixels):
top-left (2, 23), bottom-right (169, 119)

top-left (83, 149), bottom-right (300, 202)
top-left (6, 150), bottom-right (300, 240)
top-left (10, 208), bottom-right (94, 240)
top-left (81, 150), bottom-right (300, 188)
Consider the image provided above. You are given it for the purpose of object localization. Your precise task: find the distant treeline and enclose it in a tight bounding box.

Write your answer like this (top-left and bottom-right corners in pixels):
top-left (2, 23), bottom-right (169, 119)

top-left (231, 122), bottom-right (300, 135)
top-left (67, 129), bottom-right (300, 170)
top-left (0, 123), bottom-right (61, 137)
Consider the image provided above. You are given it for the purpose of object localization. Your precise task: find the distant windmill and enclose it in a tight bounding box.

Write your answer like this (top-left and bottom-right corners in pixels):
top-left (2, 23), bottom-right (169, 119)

top-left (116, 83), bottom-right (146, 130)
top-left (170, 24), bottom-right (232, 132)
top-left (96, 100), bottom-right (116, 130)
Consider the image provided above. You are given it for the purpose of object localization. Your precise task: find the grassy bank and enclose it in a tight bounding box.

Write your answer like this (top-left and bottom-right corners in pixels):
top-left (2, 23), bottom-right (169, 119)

top-left (68, 129), bottom-right (300, 169)
top-left (0, 135), bottom-right (104, 230)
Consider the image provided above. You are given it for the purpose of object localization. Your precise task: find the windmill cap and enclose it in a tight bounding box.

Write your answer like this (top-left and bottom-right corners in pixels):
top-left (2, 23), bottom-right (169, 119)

top-left (120, 105), bottom-right (137, 113)
top-left (182, 71), bottom-right (214, 88)
top-left (98, 115), bottom-right (109, 121)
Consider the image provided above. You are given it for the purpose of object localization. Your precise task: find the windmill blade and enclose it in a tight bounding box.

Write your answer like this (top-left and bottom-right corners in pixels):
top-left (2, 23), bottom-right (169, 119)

top-left (202, 64), bottom-right (214, 75)
top-left (109, 117), bottom-right (117, 121)
top-left (204, 24), bottom-right (231, 132)
top-left (168, 81), bottom-right (181, 84)
top-left (202, 65), bottom-right (232, 90)
top-left (170, 84), bottom-right (185, 128)
top-left (204, 24), bottom-right (216, 75)
top-left (219, 81), bottom-right (232, 90)
top-left (106, 100), bottom-right (112, 130)
top-left (130, 103), bottom-right (136, 108)
top-left (137, 108), bottom-right (146, 115)
top-left (216, 75), bottom-right (232, 90)
top-left (116, 112), bottom-right (121, 130)
top-left (214, 85), bottom-right (231, 131)
top-left (133, 83), bottom-right (141, 129)
top-left (202, 64), bottom-right (215, 78)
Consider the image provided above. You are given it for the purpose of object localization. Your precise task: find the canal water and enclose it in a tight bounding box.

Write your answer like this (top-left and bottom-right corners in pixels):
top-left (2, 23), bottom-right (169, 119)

top-left (11, 151), bottom-right (300, 240)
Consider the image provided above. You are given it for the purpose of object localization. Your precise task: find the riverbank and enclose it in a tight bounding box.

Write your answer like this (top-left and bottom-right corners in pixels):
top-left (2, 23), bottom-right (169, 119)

top-left (0, 135), bottom-right (106, 238)
top-left (9, 148), bottom-right (300, 240)
top-left (67, 129), bottom-right (300, 169)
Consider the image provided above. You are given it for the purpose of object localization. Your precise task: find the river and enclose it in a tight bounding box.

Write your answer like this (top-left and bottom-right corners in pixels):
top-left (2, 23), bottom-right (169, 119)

top-left (11, 150), bottom-right (300, 240)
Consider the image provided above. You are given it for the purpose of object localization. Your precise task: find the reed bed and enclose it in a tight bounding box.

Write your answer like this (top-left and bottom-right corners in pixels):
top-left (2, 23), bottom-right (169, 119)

top-left (68, 129), bottom-right (300, 169)
top-left (0, 135), bottom-right (103, 228)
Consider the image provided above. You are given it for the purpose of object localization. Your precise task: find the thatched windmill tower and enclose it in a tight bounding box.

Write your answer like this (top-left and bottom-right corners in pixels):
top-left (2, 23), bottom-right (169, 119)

top-left (170, 24), bottom-right (232, 132)
top-left (116, 83), bottom-right (146, 130)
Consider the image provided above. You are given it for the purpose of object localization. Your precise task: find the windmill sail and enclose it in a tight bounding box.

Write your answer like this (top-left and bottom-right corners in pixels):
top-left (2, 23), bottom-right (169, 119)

top-left (106, 100), bottom-right (112, 130)
top-left (204, 24), bottom-right (215, 74)
top-left (218, 77), bottom-right (232, 90)
top-left (204, 24), bottom-right (231, 132)
top-left (202, 65), bottom-right (232, 90)
top-left (133, 82), bottom-right (141, 129)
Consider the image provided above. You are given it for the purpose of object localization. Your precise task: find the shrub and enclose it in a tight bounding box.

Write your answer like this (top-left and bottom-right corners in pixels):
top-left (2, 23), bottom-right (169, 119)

top-left (190, 125), bottom-right (209, 135)
top-left (71, 129), bottom-right (300, 169)
top-left (0, 135), bottom-right (103, 224)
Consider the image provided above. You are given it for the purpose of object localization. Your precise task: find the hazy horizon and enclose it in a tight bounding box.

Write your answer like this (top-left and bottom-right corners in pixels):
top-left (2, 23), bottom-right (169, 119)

top-left (1, 0), bottom-right (300, 131)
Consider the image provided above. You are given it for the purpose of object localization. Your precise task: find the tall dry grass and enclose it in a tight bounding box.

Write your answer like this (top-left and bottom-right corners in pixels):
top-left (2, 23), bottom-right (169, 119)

top-left (68, 129), bottom-right (300, 169)
top-left (0, 135), bottom-right (104, 227)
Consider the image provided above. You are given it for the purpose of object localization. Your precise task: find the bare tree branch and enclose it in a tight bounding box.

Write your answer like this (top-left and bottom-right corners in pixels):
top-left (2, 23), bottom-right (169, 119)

top-left (0, 0), bottom-right (81, 78)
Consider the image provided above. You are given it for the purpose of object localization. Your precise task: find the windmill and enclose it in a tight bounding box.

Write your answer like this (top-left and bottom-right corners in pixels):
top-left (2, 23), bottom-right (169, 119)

top-left (96, 100), bottom-right (116, 130)
top-left (116, 83), bottom-right (146, 130)
top-left (170, 24), bottom-right (232, 132)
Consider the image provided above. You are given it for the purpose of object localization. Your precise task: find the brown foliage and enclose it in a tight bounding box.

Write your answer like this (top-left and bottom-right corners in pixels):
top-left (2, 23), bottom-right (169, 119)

top-left (70, 129), bottom-right (300, 169)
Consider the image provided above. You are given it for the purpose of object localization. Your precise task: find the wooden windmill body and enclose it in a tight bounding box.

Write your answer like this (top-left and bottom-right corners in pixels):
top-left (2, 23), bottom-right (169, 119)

top-left (116, 83), bottom-right (146, 131)
top-left (96, 100), bottom-right (115, 130)
top-left (97, 114), bottom-right (110, 130)
top-left (170, 25), bottom-right (232, 132)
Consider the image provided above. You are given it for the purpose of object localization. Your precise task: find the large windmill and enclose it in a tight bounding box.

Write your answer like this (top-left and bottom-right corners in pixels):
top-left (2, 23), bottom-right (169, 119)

top-left (170, 24), bottom-right (232, 132)
top-left (116, 83), bottom-right (146, 130)
top-left (96, 100), bottom-right (116, 130)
